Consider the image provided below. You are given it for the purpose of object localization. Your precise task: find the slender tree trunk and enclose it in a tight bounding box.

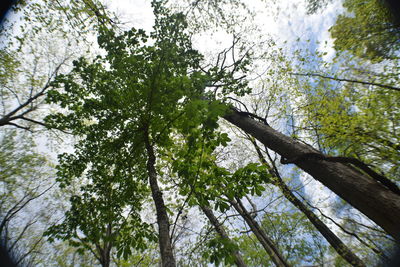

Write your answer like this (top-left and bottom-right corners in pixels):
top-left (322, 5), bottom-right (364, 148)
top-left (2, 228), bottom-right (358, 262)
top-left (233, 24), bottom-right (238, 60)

top-left (223, 109), bottom-right (400, 241)
top-left (97, 245), bottom-right (110, 267)
top-left (200, 205), bottom-right (247, 267)
top-left (99, 250), bottom-right (110, 267)
top-left (251, 139), bottom-right (366, 267)
top-left (97, 223), bottom-right (113, 267)
top-left (144, 133), bottom-right (176, 267)
top-left (230, 198), bottom-right (290, 267)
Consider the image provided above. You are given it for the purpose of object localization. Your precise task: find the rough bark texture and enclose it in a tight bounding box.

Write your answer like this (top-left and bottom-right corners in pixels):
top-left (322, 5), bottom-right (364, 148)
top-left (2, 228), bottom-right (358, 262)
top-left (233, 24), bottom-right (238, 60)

top-left (224, 109), bottom-right (400, 241)
top-left (252, 141), bottom-right (366, 267)
top-left (144, 135), bottom-right (176, 267)
top-left (231, 199), bottom-right (290, 267)
top-left (200, 205), bottom-right (248, 267)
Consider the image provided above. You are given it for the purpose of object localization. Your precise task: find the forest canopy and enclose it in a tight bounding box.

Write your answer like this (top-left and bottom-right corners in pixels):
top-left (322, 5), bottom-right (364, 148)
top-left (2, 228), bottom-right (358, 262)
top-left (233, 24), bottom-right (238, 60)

top-left (0, 0), bottom-right (399, 266)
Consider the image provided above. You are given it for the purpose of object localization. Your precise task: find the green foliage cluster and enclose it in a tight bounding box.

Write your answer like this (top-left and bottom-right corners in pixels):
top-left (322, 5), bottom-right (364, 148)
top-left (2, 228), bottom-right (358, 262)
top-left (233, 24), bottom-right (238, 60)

top-left (0, 130), bottom-right (53, 265)
top-left (280, 43), bottom-right (400, 180)
top-left (203, 234), bottom-right (241, 266)
top-left (330, 0), bottom-right (400, 62)
top-left (0, 131), bottom-right (47, 187)
top-left (44, 5), bottom-right (203, 262)
top-left (168, 127), bottom-right (270, 210)
top-left (0, 51), bottom-right (19, 89)
top-left (304, 83), bottom-right (399, 177)
top-left (44, 149), bottom-right (156, 260)
top-left (237, 211), bottom-right (329, 266)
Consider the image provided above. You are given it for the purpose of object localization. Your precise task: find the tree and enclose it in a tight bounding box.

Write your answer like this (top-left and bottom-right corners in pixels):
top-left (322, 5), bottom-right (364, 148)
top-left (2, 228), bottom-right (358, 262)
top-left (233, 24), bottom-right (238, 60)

top-left (167, 124), bottom-right (291, 266)
top-left (275, 46), bottom-right (399, 262)
top-left (45, 0), bottom-right (400, 253)
top-left (0, 130), bottom-right (55, 266)
top-left (199, 205), bottom-right (247, 267)
top-left (237, 208), bottom-right (330, 266)
top-left (248, 137), bottom-right (366, 266)
top-left (4, 0), bottom-right (400, 264)
top-left (262, 34), bottom-right (400, 241)
top-left (0, 0), bottom-right (118, 132)
top-left (329, 0), bottom-right (400, 62)
top-left (223, 108), bottom-right (400, 241)
top-left (230, 198), bottom-right (290, 267)
top-left (45, 154), bottom-right (155, 267)
top-left (45, 2), bottom-right (242, 265)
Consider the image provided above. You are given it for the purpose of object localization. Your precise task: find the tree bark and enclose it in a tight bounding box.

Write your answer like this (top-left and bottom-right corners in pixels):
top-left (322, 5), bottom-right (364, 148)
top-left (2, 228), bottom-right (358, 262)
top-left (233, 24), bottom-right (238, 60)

top-left (200, 205), bottom-right (247, 267)
top-left (230, 198), bottom-right (290, 267)
top-left (98, 246), bottom-right (111, 267)
top-left (223, 109), bottom-right (400, 241)
top-left (144, 134), bottom-right (176, 267)
top-left (251, 140), bottom-right (366, 267)
top-left (97, 223), bottom-right (113, 267)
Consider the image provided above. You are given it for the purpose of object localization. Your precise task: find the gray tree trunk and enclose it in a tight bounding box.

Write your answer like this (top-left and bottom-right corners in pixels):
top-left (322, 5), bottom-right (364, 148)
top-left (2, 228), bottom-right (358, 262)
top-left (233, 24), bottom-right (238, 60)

top-left (251, 140), bottom-right (366, 267)
top-left (144, 134), bottom-right (176, 267)
top-left (200, 205), bottom-right (247, 267)
top-left (223, 109), bottom-right (400, 241)
top-left (231, 198), bottom-right (290, 267)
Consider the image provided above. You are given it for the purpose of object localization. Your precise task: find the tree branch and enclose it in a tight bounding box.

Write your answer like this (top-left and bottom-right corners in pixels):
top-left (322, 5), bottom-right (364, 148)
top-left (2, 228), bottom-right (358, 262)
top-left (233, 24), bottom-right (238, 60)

top-left (291, 72), bottom-right (400, 92)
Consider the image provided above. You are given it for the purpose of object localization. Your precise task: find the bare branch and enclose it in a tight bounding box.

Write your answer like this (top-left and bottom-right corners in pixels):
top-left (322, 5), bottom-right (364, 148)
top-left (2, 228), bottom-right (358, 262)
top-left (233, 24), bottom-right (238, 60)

top-left (291, 72), bottom-right (400, 92)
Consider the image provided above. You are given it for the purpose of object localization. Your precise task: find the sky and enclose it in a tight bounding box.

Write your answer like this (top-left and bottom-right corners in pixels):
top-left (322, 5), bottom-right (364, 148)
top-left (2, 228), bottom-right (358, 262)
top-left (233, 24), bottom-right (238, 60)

top-left (103, 0), bottom-right (343, 55)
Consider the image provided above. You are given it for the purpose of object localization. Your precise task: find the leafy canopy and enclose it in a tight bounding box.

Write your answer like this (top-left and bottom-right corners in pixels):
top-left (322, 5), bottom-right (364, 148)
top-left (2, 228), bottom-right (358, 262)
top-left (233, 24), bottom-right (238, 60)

top-left (44, 2), bottom-right (250, 263)
top-left (330, 0), bottom-right (400, 62)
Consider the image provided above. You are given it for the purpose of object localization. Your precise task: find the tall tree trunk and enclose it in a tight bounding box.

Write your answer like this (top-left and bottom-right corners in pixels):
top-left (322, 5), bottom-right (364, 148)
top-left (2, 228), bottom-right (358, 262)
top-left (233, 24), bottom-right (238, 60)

top-left (200, 205), bottom-right (247, 267)
top-left (102, 223), bottom-right (112, 267)
top-left (251, 139), bottom-right (366, 267)
top-left (144, 134), bottom-right (176, 267)
top-left (223, 109), bottom-right (400, 241)
top-left (230, 198), bottom-right (290, 267)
